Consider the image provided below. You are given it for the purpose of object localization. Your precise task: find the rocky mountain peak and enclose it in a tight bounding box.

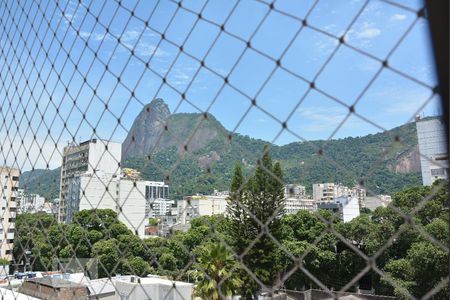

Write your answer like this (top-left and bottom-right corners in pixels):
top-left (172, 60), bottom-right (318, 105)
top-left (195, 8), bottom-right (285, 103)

top-left (122, 98), bottom-right (171, 160)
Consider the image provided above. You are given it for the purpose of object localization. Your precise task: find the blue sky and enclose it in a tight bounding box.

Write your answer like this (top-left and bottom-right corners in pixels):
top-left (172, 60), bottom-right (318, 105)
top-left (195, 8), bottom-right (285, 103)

top-left (0, 0), bottom-right (442, 170)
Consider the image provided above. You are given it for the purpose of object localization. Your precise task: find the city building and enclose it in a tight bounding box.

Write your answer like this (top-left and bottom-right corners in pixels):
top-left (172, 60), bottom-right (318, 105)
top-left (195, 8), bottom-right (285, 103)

top-left (18, 192), bottom-right (45, 213)
top-left (284, 184), bottom-right (306, 198)
top-left (114, 276), bottom-right (193, 300)
top-left (352, 185), bottom-right (366, 208)
top-left (59, 139), bottom-right (121, 223)
top-left (313, 183), bottom-right (352, 202)
top-left (284, 197), bottom-right (316, 214)
top-left (67, 173), bottom-right (159, 238)
top-left (317, 196), bottom-right (360, 222)
top-left (178, 191), bottom-right (228, 225)
top-left (58, 140), bottom-right (171, 238)
top-left (364, 195), bottom-right (392, 211)
top-left (0, 167), bottom-right (19, 263)
top-left (21, 277), bottom-right (88, 300)
top-left (143, 181), bottom-right (170, 218)
top-left (416, 117), bottom-right (449, 185)
top-left (284, 184), bottom-right (315, 214)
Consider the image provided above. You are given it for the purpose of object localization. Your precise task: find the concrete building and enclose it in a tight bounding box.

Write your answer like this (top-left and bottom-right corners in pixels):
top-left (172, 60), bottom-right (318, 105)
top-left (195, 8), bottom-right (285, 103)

top-left (18, 192), bottom-right (45, 213)
top-left (284, 197), bottom-right (316, 214)
top-left (416, 117), bottom-right (449, 185)
top-left (114, 276), bottom-right (193, 300)
top-left (285, 184), bottom-right (306, 198)
top-left (365, 195), bottom-right (392, 211)
top-left (59, 139), bottom-right (121, 223)
top-left (317, 196), bottom-right (360, 223)
top-left (0, 167), bottom-right (19, 262)
top-left (313, 183), bottom-right (352, 202)
top-left (117, 179), bottom-right (149, 237)
top-left (21, 277), bottom-right (88, 300)
top-left (144, 181), bottom-right (170, 218)
top-left (352, 186), bottom-right (366, 208)
top-left (284, 184), bottom-right (315, 214)
top-left (178, 191), bottom-right (228, 225)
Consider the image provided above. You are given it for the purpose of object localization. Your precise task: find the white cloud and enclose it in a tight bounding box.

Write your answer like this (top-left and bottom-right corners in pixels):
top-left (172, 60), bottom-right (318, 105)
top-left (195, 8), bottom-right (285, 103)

top-left (355, 27), bottom-right (381, 39)
top-left (390, 14), bottom-right (407, 21)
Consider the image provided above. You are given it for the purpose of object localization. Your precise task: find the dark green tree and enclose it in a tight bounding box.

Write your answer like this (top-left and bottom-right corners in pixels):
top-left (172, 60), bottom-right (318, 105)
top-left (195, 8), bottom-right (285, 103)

top-left (228, 147), bottom-right (285, 298)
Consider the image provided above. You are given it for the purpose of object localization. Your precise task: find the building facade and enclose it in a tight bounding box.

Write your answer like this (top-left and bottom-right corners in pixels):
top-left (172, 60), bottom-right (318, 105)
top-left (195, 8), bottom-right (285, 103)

top-left (317, 196), bottom-right (360, 223)
top-left (416, 117), bottom-right (449, 185)
top-left (313, 183), bottom-right (352, 203)
top-left (144, 181), bottom-right (170, 218)
top-left (284, 197), bottom-right (316, 214)
top-left (177, 192), bottom-right (228, 225)
top-left (18, 191), bottom-right (45, 213)
top-left (0, 167), bottom-right (19, 262)
top-left (59, 139), bottom-right (121, 223)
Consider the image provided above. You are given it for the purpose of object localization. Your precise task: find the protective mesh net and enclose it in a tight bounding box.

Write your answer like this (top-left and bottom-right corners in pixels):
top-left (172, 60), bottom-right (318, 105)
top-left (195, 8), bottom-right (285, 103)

top-left (0, 0), bottom-right (448, 299)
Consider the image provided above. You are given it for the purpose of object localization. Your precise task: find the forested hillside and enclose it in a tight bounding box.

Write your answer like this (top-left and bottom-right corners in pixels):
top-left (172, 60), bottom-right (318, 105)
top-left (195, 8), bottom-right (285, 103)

top-left (20, 99), bottom-right (423, 200)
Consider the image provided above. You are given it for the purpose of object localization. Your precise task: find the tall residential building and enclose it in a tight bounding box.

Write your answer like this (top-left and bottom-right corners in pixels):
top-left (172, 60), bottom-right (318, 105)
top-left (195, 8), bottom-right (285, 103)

top-left (416, 117), bottom-right (449, 185)
top-left (59, 139), bottom-right (121, 223)
top-left (59, 141), bottom-right (169, 238)
top-left (0, 167), bottom-right (19, 262)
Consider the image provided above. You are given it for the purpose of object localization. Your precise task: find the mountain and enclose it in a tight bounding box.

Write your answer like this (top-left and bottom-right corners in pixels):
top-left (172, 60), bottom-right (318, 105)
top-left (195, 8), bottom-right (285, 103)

top-left (121, 99), bottom-right (422, 199)
top-left (19, 168), bottom-right (61, 201)
top-left (20, 99), bottom-right (423, 200)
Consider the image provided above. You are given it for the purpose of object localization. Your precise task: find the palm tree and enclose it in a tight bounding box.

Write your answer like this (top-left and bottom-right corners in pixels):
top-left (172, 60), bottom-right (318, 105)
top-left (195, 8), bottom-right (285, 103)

top-left (191, 243), bottom-right (243, 300)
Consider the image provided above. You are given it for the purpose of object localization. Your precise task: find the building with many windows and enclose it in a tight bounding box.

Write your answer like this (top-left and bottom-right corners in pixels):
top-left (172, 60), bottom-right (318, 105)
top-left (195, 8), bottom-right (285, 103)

top-left (59, 139), bottom-right (121, 223)
top-left (177, 191), bottom-right (229, 225)
top-left (416, 117), bottom-right (449, 185)
top-left (0, 167), bottom-right (19, 262)
top-left (313, 183), bottom-right (351, 203)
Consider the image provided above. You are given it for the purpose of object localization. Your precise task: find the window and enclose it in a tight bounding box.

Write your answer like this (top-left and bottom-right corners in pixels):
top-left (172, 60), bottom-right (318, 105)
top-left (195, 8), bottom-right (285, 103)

top-left (11, 176), bottom-right (19, 181)
top-left (431, 168), bottom-right (446, 176)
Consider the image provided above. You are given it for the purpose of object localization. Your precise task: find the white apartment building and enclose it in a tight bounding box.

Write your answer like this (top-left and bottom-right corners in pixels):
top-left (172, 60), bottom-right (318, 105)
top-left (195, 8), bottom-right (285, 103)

top-left (59, 139), bottom-right (121, 223)
top-left (178, 191), bottom-right (228, 225)
top-left (317, 196), bottom-right (360, 223)
top-left (144, 181), bottom-right (171, 218)
top-left (118, 180), bottom-right (149, 238)
top-left (18, 191), bottom-right (45, 213)
top-left (67, 172), bottom-right (165, 238)
top-left (0, 167), bottom-right (19, 262)
top-left (416, 117), bottom-right (449, 185)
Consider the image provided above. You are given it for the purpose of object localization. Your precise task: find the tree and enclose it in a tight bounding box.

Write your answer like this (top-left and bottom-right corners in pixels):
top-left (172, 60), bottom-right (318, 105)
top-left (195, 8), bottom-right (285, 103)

top-left (191, 243), bottom-right (242, 300)
top-left (227, 163), bottom-right (248, 255)
top-left (227, 146), bottom-right (285, 298)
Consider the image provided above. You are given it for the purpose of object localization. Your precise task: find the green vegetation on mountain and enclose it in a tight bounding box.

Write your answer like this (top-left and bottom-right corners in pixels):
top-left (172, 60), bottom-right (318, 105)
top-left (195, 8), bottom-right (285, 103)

top-left (19, 168), bottom-right (60, 201)
top-left (21, 99), bottom-right (423, 199)
top-left (122, 100), bottom-right (421, 198)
